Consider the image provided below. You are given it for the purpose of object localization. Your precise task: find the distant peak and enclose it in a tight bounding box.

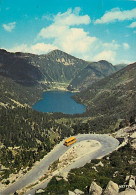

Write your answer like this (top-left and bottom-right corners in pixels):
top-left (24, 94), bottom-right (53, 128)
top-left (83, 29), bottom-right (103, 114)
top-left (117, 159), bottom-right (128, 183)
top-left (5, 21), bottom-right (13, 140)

top-left (47, 49), bottom-right (77, 59)
top-left (98, 60), bottom-right (112, 66)
top-left (47, 49), bottom-right (65, 55)
top-left (0, 49), bottom-right (8, 54)
top-left (99, 60), bottom-right (109, 63)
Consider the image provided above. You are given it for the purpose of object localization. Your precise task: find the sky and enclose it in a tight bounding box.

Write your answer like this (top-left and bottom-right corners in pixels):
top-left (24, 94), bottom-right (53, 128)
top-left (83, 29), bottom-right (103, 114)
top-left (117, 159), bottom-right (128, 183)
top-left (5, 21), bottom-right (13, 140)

top-left (0, 0), bottom-right (136, 64)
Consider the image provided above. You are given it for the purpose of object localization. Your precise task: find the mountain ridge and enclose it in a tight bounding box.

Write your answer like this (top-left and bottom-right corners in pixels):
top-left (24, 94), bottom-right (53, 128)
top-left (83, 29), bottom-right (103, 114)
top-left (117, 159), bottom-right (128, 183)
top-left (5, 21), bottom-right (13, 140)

top-left (0, 48), bottom-right (128, 108)
top-left (75, 61), bottom-right (136, 119)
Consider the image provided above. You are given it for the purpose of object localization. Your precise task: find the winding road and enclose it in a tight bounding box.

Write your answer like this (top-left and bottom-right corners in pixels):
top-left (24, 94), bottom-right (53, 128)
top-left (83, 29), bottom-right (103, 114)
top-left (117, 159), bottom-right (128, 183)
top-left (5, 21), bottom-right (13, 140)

top-left (0, 134), bottom-right (119, 195)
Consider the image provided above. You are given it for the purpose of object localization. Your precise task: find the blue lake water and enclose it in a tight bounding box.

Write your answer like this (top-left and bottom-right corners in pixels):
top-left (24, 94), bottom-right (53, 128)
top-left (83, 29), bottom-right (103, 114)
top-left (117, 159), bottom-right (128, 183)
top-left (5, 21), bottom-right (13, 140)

top-left (32, 91), bottom-right (86, 114)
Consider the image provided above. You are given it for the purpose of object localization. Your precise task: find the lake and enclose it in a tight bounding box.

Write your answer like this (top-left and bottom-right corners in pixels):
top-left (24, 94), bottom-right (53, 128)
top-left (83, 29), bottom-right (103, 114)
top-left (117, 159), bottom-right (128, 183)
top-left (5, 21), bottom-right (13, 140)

top-left (32, 91), bottom-right (86, 114)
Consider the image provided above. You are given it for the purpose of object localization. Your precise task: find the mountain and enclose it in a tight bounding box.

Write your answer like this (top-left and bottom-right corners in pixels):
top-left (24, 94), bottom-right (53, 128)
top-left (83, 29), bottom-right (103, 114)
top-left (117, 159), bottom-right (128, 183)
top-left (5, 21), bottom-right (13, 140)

top-left (114, 63), bottom-right (127, 71)
top-left (0, 49), bottom-right (89, 85)
top-left (75, 62), bottom-right (136, 120)
top-left (68, 60), bottom-right (120, 90)
top-left (0, 49), bottom-right (126, 108)
top-left (0, 49), bottom-right (43, 86)
top-left (0, 49), bottom-right (125, 90)
top-left (0, 49), bottom-right (89, 107)
top-left (0, 49), bottom-right (135, 192)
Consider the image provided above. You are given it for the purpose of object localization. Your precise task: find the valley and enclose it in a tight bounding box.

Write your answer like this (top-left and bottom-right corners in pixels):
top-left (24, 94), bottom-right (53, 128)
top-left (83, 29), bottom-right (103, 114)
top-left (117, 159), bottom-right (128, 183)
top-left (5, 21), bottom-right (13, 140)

top-left (0, 49), bottom-right (135, 195)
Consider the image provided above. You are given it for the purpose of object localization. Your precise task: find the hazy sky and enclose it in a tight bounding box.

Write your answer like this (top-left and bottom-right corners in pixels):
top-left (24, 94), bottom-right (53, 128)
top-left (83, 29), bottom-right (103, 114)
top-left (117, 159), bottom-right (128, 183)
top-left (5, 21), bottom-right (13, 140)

top-left (0, 0), bottom-right (136, 64)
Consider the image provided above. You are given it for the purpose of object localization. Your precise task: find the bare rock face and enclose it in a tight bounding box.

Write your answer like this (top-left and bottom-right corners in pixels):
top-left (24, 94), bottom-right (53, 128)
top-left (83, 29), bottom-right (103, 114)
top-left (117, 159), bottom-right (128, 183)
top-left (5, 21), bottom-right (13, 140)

top-left (129, 175), bottom-right (135, 188)
top-left (119, 189), bottom-right (136, 195)
top-left (68, 190), bottom-right (76, 195)
top-left (74, 189), bottom-right (84, 194)
top-left (68, 189), bottom-right (84, 195)
top-left (59, 171), bottom-right (68, 181)
top-left (103, 181), bottom-right (119, 195)
top-left (36, 188), bottom-right (45, 193)
top-left (89, 181), bottom-right (102, 195)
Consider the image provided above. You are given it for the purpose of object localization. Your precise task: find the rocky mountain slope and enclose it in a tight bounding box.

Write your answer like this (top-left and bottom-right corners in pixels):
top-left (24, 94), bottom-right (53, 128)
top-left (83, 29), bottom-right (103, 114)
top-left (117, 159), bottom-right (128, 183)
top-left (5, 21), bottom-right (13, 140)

top-left (75, 62), bottom-right (136, 119)
top-left (0, 49), bottom-right (89, 85)
top-left (68, 60), bottom-right (117, 90)
top-left (0, 49), bottom-right (124, 92)
top-left (0, 49), bottom-right (124, 108)
top-left (0, 49), bottom-right (135, 194)
top-left (0, 49), bottom-right (43, 86)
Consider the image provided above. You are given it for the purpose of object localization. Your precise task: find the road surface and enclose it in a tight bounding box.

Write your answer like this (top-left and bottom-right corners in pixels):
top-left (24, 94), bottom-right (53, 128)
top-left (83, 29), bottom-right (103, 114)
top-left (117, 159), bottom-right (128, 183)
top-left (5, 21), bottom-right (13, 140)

top-left (0, 134), bottom-right (119, 195)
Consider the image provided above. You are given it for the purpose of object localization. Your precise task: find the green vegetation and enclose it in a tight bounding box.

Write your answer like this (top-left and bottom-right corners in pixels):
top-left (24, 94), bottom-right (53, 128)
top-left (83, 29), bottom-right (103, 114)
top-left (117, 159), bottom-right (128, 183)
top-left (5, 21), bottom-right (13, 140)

top-left (0, 107), bottom-right (73, 182)
top-left (73, 62), bottom-right (136, 132)
top-left (36, 144), bottom-right (136, 194)
top-left (0, 49), bottom-right (136, 194)
top-left (68, 60), bottom-right (117, 90)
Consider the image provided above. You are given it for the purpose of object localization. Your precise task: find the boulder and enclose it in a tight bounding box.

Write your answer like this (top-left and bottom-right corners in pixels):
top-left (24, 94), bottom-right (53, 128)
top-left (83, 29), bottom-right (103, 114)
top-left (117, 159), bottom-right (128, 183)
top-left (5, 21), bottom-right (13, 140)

top-left (125, 176), bottom-right (130, 182)
top-left (119, 189), bottom-right (136, 195)
top-left (36, 188), bottom-right (45, 193)
top-left (129, 175), bottom-right (135, 188)
top-left (74, 188), bottom-right (84, 194)
top-left (89, 181), bottom-right (102, 195)
top-left (96, 161), bottom-right (104, 167)
top-left (56, 176), bottom-right (62, 181)
top-left (59, 171), bottom-right (68, 181)
top-left (103, 181), bottom-right (119, 195)
top-left (68, 190), bottom-right (76, 195)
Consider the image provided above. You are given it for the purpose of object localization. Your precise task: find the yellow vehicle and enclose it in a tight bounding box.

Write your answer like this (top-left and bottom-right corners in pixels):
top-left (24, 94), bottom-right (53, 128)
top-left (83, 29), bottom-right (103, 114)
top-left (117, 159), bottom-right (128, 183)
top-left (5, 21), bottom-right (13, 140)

top-left (64, 136), bottom-right (77, 146)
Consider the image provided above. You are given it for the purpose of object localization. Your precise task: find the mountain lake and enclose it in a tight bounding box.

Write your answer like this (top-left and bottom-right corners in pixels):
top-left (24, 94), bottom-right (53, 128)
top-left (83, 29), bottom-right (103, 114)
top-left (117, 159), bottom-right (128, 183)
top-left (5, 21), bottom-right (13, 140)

top-left (32, 91), bottom-right (86, 114)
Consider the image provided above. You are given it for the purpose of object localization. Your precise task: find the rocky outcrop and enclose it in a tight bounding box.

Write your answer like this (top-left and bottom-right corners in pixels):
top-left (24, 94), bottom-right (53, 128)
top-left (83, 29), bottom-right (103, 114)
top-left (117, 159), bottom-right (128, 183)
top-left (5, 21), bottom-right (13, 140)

top-left (74, 189), bottom-right (84, 194)
top-left (119, 189), bottom-right (136, 195)
top-left (68, 191), bottom-right (76, 195)
top-left (103, 181), bottom-right (119, 195)
top-left (89, 181), bottom-right (102, 195)
top-left (68, 189), bottom-right (84, 195)
top-left (36, 188), bottom-right (45, 193)
top-left (129, 175), bottom-right (135, 188)
top-left (88, 176), bottom-right (136, 195)
top-left (95, 161), bottom-right (104, 167)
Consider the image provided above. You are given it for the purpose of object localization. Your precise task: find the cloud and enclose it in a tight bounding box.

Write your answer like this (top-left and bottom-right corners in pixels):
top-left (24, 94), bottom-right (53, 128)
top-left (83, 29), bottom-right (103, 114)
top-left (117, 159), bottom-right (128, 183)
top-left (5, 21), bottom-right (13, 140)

top-left (31, 43), bottom-right (57, 54)
top-left (3, 22), bottom-right (16, 32)
top-left (37, 8), bottom-right (96, 58)
top-left (54, 8), bottom-right (91, 26)
top-left (103, 40), bottom-right (120, 50)
top-left (93, 50), bottom-right (116, 62)
top-left (123, 43), bottom-right (130, 50)
top-left (95, 8), bottom-right (136, 24)
top-left (7, 8), bottom-right (127, 64)
top-left (128, 21), bottom-right (136, 28)
top-left (8, 39), bottom-right (120, 63)
top-left (8, 43), bottom-right (58, 54)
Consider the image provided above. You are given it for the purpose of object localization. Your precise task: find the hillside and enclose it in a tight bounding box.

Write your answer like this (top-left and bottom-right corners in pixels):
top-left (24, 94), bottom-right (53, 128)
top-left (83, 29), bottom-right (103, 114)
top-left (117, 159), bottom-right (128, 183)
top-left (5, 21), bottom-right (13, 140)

top-left (0, 49), bottom-right (43, 86)
top-left (68, 60), bottom-right (117, 90)
top-left (0, 75), bottom-right (46, 108)
top-left (0, 49), bottom-right (124, 98)
top-left (0, 49), bottom-right (125, 109)
top-left (0, 49), bottom-right (89, 85)
top-left (114, 63), bottom-right (127, 71)
top-left (0, 49), bottom-right (88, 108)
top-left (0, 107), bottom-right (73, 184)
top-left (74, 62), bottom-right (136, 128)
top-left (0, 49), bottom-right (135, 193)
